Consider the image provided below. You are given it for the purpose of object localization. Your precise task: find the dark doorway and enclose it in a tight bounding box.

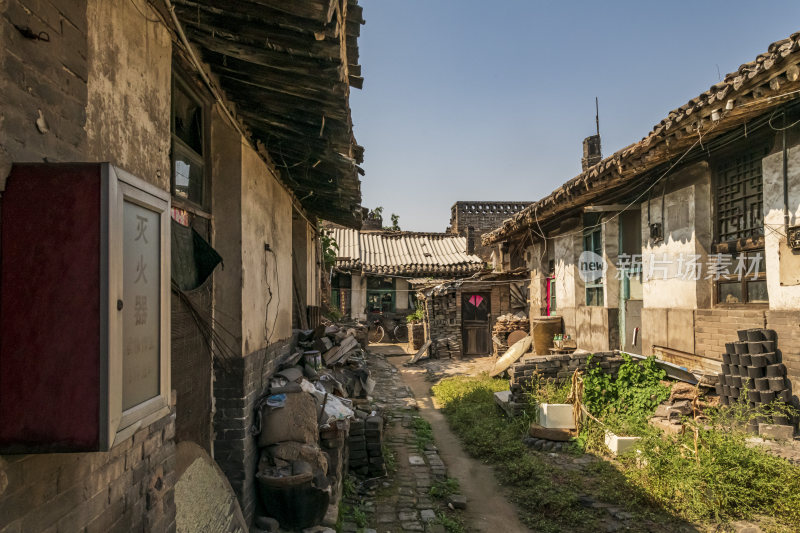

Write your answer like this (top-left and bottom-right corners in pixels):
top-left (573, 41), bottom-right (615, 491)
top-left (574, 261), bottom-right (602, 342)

top-left (462, 292), bottom-right (491, 355)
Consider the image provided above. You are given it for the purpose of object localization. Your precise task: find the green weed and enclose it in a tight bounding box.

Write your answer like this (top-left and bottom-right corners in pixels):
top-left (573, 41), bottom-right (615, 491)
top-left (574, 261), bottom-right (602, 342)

top-left (429, 477), bottom-right (460, 499)
top-left (412, 416), bottom-right (434, 452)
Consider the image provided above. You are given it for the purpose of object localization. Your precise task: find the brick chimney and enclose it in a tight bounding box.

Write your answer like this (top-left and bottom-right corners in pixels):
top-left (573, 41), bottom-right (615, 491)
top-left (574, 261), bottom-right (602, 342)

top-left (581, 134), bottom-right (602, 171)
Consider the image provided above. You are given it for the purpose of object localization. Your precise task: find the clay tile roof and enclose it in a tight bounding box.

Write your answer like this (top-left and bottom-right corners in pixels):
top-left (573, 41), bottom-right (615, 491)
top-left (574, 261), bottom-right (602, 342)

top-left (328, 228), bottom-right (484, 277)
top-left (483, 29), bottom-right (800, 246)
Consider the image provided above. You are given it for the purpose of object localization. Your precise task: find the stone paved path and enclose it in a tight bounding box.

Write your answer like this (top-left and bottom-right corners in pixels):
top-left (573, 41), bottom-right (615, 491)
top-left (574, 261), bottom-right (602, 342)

top-left (337, 350), bottom-right (454, 533)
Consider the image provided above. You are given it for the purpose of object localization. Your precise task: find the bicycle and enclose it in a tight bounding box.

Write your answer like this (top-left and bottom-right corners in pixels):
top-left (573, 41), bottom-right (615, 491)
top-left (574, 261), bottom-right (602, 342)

top-left (368, 317), bottom-right (385, 344)
top-left (367, 313), bottom-right (409, 344)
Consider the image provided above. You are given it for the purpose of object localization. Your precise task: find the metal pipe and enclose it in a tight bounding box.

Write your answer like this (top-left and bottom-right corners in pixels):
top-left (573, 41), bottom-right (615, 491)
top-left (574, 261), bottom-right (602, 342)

top-left (783, 110), bottom-right (790, 237)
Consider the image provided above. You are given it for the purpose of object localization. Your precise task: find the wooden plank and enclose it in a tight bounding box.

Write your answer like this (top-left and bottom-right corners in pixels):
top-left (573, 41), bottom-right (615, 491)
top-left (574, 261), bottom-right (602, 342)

top-left (406, 340), bottom-right (432, 365)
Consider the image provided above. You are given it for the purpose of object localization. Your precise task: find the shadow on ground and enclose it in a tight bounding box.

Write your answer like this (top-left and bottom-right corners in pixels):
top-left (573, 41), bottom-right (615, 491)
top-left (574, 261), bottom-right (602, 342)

top-left (370, 344), bottom-right (706, 533)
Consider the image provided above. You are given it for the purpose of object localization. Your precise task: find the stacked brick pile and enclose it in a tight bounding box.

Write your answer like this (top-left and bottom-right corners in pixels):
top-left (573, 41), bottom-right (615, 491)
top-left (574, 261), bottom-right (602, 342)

top-left (365, 416), bottom-right (386, 476)
top-left (717, 328), bottom-right (793, 432)
top-left (510, 352), bottom-right (623, 403)
top-left (348, 418), bottom-right (368, 474)
top-left (432, 334), bottom-right (461, 359)
top-left (348, 415), bottom-right (386, 476)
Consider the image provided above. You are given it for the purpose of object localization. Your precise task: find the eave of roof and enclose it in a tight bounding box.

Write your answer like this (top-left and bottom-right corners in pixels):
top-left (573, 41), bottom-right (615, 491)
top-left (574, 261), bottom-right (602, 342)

top-left (484, 31), bottom-right (800, 245)
top-left (173, 0), bottom-right (365, 227)
top-left (329, 228), bottom-right (485, 277)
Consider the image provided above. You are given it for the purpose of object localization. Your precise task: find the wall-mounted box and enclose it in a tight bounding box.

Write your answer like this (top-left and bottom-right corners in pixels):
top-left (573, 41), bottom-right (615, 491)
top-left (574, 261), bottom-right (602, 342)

top-left (0, 163), bottom-right (171, 452)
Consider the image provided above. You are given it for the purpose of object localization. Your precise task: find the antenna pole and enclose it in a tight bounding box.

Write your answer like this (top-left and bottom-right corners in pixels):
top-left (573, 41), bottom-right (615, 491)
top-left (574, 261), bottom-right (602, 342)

top-left (595, 97), bottom-right (600, 137)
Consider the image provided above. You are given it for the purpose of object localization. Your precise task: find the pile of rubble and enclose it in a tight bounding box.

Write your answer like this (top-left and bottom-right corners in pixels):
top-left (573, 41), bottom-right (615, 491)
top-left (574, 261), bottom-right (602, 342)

top-left (648, 382), bottom-right (711, 435)
top-left (493, 311), bottom-right (530, 334)
top-left (250, 323), bottom-right (386, 532)
top-left (432, 334), bottom-right (461, 359)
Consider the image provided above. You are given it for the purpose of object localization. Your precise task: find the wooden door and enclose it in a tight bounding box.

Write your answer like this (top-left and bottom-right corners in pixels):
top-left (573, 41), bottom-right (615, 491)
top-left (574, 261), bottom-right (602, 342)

top-left (462, 292), bottom-right (491, 355)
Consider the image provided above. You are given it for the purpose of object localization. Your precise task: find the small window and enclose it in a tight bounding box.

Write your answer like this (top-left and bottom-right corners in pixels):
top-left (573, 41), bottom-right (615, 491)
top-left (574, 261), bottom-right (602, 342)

top-left (715, 250), bottom-right (768, 305)
top-left (584, 226), bottom-right (604, 306)
top-left (171, 81), bottom-right (205, 207)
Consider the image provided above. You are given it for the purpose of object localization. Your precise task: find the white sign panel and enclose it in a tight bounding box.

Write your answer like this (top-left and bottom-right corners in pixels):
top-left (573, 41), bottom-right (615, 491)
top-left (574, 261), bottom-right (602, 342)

top-left (121, 200), bottom-right (161, 411)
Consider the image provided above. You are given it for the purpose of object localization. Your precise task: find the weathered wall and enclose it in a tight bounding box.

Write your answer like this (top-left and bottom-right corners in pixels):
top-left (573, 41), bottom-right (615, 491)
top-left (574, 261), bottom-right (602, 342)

top-left (241, 143), bottom-right (293, 353)
top-left (211, 108), bottom-right (244, 348)
top-left (1, 3), bottom-right (177, 532)
top-left (763, 143), bottom-right (800, 310)
top-left (1, 0), bottom-right (88, 178)
top-left (350, 273), bottom-right (367, 320)
top-left (396, 278), bottom-right (410, 311)
top-left (209, 125), bottom-right (296, 525)
top-left (292, 212), bottom-right (309, 327)
top-left (641, 307), bottom-right (696, 357)
top-left (640, 163), bottom-right (712, 310)
top-left (85, 0), bottom-right (171, 189)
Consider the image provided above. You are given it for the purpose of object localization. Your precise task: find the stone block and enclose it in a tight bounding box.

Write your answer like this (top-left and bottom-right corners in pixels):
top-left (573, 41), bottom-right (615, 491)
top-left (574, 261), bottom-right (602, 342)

top-left (447, 494), bottom-right (467, 509)
top-left (758, 423), bottom-right (794, 440)
top-left (604, 431), bottom-right (640, 455)
top-left (538, 403), bottom-right (575, 429)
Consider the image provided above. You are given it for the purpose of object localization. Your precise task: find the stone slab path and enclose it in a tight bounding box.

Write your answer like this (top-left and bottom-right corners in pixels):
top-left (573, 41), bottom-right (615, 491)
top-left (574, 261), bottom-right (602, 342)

top-left (337, 345), bottom-right (530, 533)
top-left (337, 349), bottom-right (451, 533)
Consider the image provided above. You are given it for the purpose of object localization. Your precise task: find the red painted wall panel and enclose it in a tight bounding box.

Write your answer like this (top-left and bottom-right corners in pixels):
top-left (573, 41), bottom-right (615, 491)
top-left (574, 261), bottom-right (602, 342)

top-left (1, 164), bottom-right (101, 451)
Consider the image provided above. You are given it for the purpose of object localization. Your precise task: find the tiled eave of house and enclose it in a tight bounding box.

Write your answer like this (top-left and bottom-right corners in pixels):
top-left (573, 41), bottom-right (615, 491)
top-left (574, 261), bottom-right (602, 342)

top-left (172, 0), bottom-right (365, 227)
top-left (484, 31), bottom-right (800, 245)
top-left (329, 227), bottom-right (485, 278)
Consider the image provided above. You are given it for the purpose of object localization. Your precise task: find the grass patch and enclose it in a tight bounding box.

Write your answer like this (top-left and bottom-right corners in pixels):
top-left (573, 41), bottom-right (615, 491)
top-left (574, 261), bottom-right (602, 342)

top-left (435, 511), bottom-right (466, 533)
top-left (382, 442), bottom-right (397, 474)
top-left (412, 415), bottom-right (434, 452)
top-left (429, 477), bottom-right (460, 500)
top-left (578, 356), bottom-right (800, 531)
top-left (431, 374), bottom-right (619, 532)
top-left (337, 475), bottom-right (367, 532)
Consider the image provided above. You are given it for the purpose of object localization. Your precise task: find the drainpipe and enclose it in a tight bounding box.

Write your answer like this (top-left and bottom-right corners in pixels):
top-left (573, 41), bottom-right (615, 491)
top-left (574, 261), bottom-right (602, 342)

top-left (783, 111), bottom-right (790, 237)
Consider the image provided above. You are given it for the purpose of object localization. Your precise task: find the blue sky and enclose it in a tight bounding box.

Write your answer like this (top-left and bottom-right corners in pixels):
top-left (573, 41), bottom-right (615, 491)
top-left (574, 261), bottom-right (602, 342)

top-left (349, 1), bottom-right (800, 232)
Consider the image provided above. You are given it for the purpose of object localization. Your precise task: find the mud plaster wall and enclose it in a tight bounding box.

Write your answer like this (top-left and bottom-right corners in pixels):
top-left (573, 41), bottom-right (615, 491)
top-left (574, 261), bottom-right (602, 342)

top-left (639, 162), bottom-right (712, 311)
top-left (85, 0), bottom-right (171, 189)
top-left (241, 143), bottom-right (293, 353)
top-left (763, 143), bottom-right (800, 310)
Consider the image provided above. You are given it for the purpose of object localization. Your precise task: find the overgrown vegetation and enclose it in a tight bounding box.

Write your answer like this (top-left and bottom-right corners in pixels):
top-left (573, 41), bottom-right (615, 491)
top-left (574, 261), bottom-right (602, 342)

top-left (382, 442), bottom-right (397, 474)
top-left (412, 416), bottom-right (434, 452)
top-left (435, 511), bottom-right (466, 533)
top-left (319, 225), bottom-right (339, 269)
top-left (429, 477), bottom-right (460, 500)
top-left (582, 354), bottom-right (670, 435)
top-left (337, 475), bottom-right (368, 532)
top-left (431, 374), bottom-right (628, 532)
top-left (406, 303), bottom-right (425, 323)
top-left (432, 367), bottom-right (800, 532)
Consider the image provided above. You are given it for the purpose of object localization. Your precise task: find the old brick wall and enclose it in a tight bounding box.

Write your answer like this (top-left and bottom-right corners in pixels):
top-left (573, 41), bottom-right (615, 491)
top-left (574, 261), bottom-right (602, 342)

top-left (450, 202), bottom-right (532, 262)
top-left (0, 410), bottom-right (176, 533)
top-left (213, 334), bottom-right (297, 525)
top-left (1, 0), bottom-right (88, 178)
top-left (510, 352), bottom-right (622, 402)
top-left (694, 309), bottom-right (766, 361)
top-left (766, 311), bottom-right (800, 405)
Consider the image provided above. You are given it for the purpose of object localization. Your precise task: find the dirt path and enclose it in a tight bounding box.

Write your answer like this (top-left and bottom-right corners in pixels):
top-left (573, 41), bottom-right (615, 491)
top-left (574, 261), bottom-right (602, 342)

top-left (375, 345), bottom-right (531, 533)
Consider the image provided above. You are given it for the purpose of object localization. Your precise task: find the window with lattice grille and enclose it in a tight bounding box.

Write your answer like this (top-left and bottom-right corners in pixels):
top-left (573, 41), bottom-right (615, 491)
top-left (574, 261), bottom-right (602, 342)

top-left (714, 146), bottom-right (768, 243)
